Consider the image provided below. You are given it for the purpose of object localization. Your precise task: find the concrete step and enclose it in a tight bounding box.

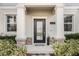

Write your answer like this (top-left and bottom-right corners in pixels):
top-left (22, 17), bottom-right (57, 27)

top-left (26, 45), bottom-right (53, 55)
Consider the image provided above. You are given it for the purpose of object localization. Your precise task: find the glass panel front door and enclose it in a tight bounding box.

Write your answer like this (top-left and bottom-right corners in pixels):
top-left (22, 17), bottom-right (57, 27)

top-left (34, 19), bottom-right (46, 43)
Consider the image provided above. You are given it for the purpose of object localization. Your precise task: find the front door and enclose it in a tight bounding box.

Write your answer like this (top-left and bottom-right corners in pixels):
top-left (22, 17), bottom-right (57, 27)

top-left (34, 19), bottom-right (46, 44)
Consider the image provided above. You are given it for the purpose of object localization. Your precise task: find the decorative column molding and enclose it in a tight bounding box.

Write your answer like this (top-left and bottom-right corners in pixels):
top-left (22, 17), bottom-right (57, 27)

top-left (55, 4), bottom-right (65, 42)
top-left (16, 4), bottom-right (26, 9)
top-left (16, 4), bottom-right (26, 45)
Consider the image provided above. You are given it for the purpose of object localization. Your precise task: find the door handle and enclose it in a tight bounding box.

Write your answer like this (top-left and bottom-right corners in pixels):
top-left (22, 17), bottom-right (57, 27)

top-left (44, 32), bottom-right (45, 35)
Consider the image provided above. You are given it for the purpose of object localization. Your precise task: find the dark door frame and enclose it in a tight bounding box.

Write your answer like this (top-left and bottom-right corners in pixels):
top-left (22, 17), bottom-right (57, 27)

top-left (34, 18), bottom-right (46, 43)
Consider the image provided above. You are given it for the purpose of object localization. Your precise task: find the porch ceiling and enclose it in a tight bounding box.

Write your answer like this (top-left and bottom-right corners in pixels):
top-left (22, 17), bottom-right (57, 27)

top-left (26, 7), bottom-right (55, 15)
top-left (26, 7), bottom-right (54, 11)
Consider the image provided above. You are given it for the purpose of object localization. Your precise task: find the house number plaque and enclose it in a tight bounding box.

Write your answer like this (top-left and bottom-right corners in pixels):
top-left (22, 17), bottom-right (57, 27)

top-left (50, 22), bottom-right (55, 24)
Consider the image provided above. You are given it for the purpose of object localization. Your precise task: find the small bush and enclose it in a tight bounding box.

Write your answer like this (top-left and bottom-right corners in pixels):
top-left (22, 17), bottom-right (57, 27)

top-left (0, 36), bottom-right (16, 44)
top-left (0, 40), bottom-right (26, 56)
top-left (65, 33), bottom-right (79, 40)
top-left (53, 39), bottom-right (79, 56)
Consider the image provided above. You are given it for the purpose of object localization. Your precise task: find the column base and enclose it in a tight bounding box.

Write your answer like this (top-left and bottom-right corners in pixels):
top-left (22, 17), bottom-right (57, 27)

top-left (26, 37), bottom-right (32, 45)
top-left (16, 37), bottom-right (32, 46)
top-left (16, 39), bottom-right (26, 46)
top-left (55, 39), bottom-right (65, 43)
top-left (54, 36), bottom-right (65, 43)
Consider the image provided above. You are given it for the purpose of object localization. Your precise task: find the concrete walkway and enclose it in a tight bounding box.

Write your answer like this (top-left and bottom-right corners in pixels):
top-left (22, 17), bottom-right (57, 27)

top-left (26, 45), bottom-right (53, 56)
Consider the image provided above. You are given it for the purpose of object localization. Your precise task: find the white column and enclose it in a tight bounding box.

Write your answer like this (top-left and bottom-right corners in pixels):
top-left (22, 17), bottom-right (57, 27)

top-left (16, 4), bottom-right (26, 41)
top-left (55, 4), bottom-right (65, 41)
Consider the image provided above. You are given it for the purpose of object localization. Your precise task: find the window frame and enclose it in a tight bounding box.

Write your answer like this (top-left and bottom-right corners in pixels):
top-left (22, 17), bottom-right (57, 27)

top-left (64, 14), bottom-right (75, 34)
top-left (6, 14), bottom-right (17, 32)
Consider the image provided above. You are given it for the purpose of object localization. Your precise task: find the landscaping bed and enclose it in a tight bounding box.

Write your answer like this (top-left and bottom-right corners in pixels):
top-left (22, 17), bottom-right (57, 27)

top-left (0, 36), bottom-right (26, 56)
top-left (53, 39), bottom-right (79, 56)
top-left (0, 33), bottom-right (79, 56)
top-left (52, 33), bottom-right (79, 56)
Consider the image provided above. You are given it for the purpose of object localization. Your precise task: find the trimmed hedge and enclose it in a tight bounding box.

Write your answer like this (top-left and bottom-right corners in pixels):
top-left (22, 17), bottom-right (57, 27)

top-left (0, 40), bottom-right (26, 56)
top-left (0, 36), bottom-right (16, 44)
top-left (65, 33), bottom-right (79, 40)
top-left (0, 36), bottom-right (27, 56)
top-left (53, 39), bottom-right (79, 56)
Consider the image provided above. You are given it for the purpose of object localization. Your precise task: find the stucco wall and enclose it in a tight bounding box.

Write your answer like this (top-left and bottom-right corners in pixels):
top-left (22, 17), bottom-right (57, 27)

top-left (0, 9), bottom-right (4, 35)
top-left (26, 10), bottom-right (56, 39)
top-left (0, 9), bottom-right (17, 36)
top-left (64, 9), bottom-right (79, 34)
top-left (0, 6), bottom-right (79, 37)
top-left (74, 10), bottom-right (79, 33)
top-left (25, 8), bottom-right (79, 38)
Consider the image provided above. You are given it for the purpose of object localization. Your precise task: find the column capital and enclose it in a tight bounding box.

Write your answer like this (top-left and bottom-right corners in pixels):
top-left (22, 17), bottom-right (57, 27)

top-left (16, 3), bottom-right (26, 10)
top-left (56, 3), bottom-right (64, 8)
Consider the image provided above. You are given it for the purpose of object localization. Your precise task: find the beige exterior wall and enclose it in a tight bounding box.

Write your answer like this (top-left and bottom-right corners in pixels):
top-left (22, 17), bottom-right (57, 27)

top-left (26, 9), bottom-right (56, 39)
top-left (0, 4), bottom-right (79, 37)
top-left (64, 9), bottom-right (79, 34)
top-left (0, 9), bottom-right (17, 36)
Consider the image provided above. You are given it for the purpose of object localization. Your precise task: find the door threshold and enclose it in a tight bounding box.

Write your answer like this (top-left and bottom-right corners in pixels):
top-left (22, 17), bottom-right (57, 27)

top-left (34, 43), bottom-right (46, 46)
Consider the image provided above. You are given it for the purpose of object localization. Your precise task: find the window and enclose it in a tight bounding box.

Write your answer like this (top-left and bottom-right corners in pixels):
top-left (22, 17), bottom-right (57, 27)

top-left (6, 15), bottom-right (16, 32)
top-left (64, 15), bottom-right (73, 31)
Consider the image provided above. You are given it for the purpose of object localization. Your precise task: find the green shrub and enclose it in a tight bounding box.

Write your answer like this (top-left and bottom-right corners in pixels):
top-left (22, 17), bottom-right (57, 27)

top-left (65, 33), bottom-right (79, 40)
top-left (0, 40), bottom-right (26, 56)
top-left (53, 39), bottom-right (79, 56)
top-left (0, 36), bottom-right (16, 44)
